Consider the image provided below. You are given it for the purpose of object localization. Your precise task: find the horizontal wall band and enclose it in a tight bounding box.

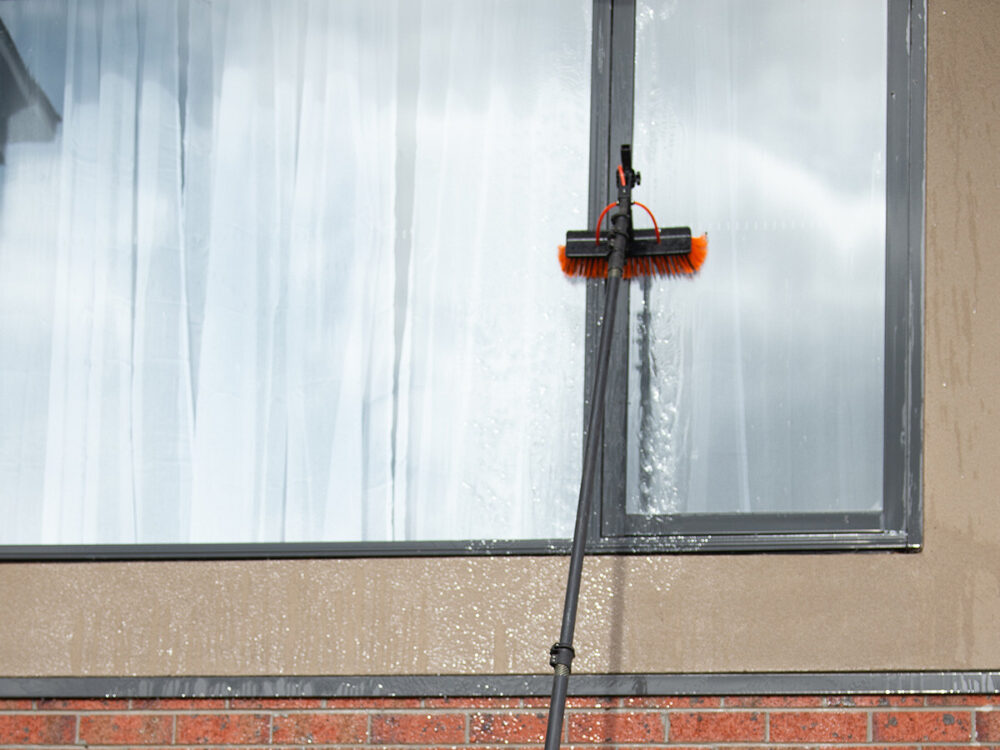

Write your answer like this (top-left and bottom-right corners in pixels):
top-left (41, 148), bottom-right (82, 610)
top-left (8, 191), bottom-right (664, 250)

top-left (2, 673), bottom-right (998, 699)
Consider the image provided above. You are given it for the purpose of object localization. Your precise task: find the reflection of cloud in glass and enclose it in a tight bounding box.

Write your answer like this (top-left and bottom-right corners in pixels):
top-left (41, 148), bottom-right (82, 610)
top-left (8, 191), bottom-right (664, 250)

top-left (703, 131), bottom-right (885, 261)
top-left (629, 0), bottom-right (887, 516)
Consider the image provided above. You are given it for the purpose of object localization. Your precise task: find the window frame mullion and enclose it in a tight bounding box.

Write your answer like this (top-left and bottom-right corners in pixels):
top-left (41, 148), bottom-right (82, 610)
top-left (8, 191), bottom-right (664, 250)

top-left (584, 0), bottom-right (636, 546)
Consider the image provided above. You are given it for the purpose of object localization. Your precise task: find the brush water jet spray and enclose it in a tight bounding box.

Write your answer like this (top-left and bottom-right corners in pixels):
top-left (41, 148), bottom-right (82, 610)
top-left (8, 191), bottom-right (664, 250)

top-left (544, 145), bottom-right (706, 750)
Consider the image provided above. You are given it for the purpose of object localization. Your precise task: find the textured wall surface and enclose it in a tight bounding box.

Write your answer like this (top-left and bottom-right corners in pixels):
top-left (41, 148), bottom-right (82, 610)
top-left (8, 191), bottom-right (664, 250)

top-left (2, 0), bottom-right (1000, 678)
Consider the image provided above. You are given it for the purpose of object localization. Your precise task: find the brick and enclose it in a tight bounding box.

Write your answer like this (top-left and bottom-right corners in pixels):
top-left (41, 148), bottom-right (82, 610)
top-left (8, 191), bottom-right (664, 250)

top-left (977, 710), bottom-right (1000, 742)
top-left (872, 710), bottom-right (972, 742)
top-left (327, 697), bottom-right (422, 709)
top-left (272, 713), bottom-right (367, 744)
top-left (0, 700), bottom-right (33, 711)
top-left (886, 696), bottom-right (926, 706)
top-left (469, 712), bottom-right (547, 744)
top-left (826, 695), bottom-right (924, 707)
top-left (565, 697), bottom-right (620, 708)
top-left (370, 713), bottom-right (465, 745)
top-left (567, 711), bottom-right (664, 743)
top-left (928, 694), bottom-right (1000, 707)
top-left (769, 711), bottom-right (868, 743)
top-left (725, 696), bottom-right (824, 708)
top-left (422, 698), bottom-right (520, 709)
top-left (228, 698), bottom-right (325, 710)
top-left (38, 699), bottom-right (129, 711)
top-left (623, 696), bottom-right (722, 708)
top-left (521, 697), bottom-right (552, 708)
top-left (670, 711), bottom-right (765, 743)
top-left (130, 699), bottom-right (228, 711)
top-left (78, 714), bottom-right (173, 745)
top-left (0, 715), bottom-right (76, 744)
top-left (175, 713), bottom-right (270, 744)
top-left (826, 695), bottom-right (889, 707)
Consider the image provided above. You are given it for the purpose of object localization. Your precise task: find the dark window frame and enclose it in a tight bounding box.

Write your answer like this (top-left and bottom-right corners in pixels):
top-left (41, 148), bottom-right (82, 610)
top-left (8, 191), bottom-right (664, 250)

top-left (0, 0), bottom-right (924, 561)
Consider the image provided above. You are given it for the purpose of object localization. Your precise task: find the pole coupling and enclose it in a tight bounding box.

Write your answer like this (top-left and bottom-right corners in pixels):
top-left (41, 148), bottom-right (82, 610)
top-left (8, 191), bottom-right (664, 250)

top-left (549, 642), bottom-right (575, 675)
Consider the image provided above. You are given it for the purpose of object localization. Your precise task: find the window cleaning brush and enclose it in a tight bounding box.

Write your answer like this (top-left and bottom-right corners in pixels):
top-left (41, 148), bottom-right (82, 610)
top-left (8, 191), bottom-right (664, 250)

top-left (558, 148), bottom-right (706, 280)
top-left (545, 145), bottom-right (706, 750)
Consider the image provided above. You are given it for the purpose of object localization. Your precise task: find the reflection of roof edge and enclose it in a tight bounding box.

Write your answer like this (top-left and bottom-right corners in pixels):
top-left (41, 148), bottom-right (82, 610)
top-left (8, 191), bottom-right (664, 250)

top-left (0, 16), bottom-right (61, 127)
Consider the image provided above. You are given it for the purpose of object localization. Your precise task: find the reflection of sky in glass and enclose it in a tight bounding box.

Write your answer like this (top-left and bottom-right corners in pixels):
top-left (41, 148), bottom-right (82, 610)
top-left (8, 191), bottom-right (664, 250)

top-left (629, 0), bottom-right (887, 515)
top-left (0, 0), bottom-right (591, 544)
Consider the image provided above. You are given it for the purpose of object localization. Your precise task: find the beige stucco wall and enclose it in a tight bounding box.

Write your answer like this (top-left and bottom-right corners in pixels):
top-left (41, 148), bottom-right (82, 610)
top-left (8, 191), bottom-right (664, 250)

top-left (1, 0), bottom-right (998, 678)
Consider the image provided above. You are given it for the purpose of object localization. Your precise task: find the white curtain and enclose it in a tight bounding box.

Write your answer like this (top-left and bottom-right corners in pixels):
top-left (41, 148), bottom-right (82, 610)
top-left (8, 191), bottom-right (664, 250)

top-left (0, 0), bottom-right (590, 544)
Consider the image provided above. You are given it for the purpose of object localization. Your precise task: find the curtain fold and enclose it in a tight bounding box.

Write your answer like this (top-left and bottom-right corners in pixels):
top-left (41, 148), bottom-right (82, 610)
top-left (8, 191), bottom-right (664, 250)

top-left (0, 0), bottom-right (588, 545)
top-left (396, 0), bottom-right (588, 541)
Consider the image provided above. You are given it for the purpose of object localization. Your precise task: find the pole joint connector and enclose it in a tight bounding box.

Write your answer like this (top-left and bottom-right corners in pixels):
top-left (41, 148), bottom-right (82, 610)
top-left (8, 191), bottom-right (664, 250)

top-left (549, 642), bottom-right (575, 675)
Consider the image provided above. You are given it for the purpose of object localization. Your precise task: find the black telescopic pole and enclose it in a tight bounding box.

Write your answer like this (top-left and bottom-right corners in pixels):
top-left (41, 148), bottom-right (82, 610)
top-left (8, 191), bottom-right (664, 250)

top-left (544, 151), bottom-right (634, 750)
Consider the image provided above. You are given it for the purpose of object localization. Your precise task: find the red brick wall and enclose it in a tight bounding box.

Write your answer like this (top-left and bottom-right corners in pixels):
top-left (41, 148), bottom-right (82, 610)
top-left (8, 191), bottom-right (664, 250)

top-left (2, 695), bottom-right (998, 747)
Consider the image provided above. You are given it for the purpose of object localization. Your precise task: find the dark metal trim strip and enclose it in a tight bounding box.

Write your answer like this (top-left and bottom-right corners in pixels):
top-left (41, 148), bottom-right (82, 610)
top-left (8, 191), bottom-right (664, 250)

top-left (882, 0), bottom-right (926, 550)
top-left (1, 672), bottom-right (997, 699)
top-left (0, 526), bottom-right (916, 561)
top-left (621, 511), bottom-right (884, 536)
top-left (902, 0), bottom-right (927, 549)
top-left (584, 0), bottom-right (618, 546)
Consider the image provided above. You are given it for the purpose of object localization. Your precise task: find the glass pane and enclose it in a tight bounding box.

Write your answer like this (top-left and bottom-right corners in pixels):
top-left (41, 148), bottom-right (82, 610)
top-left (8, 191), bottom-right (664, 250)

top-left (0, 0), bottom-right (591, 545)
top-left (628, 0), bottom-right (887, 516)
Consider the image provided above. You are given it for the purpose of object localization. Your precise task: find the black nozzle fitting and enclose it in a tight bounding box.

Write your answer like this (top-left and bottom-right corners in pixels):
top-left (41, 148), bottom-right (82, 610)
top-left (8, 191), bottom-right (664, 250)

top-left (608, 144), bottom-right (637, 276)
top-left (620, 144), bottom-right (640, 188)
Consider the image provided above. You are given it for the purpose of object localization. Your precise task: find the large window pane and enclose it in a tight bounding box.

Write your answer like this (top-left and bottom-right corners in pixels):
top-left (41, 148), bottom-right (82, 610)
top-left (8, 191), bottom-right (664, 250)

top-left (628, 0), bottom-right (887, 516)
top-left (0, 0), bottom-right (591, 544)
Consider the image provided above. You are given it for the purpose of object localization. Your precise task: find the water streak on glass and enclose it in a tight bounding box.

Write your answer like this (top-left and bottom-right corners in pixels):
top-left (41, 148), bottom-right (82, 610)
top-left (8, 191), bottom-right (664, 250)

top-left (628, 0), bottom-right (887, 515)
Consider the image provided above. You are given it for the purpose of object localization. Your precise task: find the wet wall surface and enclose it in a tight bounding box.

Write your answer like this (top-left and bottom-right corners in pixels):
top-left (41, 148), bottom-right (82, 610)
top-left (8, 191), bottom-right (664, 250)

top-left (2, 0), bottom-right (1000, 677)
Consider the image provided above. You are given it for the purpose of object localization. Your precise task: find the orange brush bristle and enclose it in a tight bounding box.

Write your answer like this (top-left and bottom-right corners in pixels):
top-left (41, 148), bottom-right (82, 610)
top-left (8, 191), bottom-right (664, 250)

top-left (559, 233), bottom-right (707, 279)
top-left (559, 243), bottom-right (606, 278)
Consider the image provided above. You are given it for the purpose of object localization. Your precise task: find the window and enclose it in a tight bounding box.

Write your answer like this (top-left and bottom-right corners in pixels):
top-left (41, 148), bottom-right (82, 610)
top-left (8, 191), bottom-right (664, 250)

top-left (592, 0), bottom-right (924, 551)
top-left (0, 0), bottom-right (922, 557)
